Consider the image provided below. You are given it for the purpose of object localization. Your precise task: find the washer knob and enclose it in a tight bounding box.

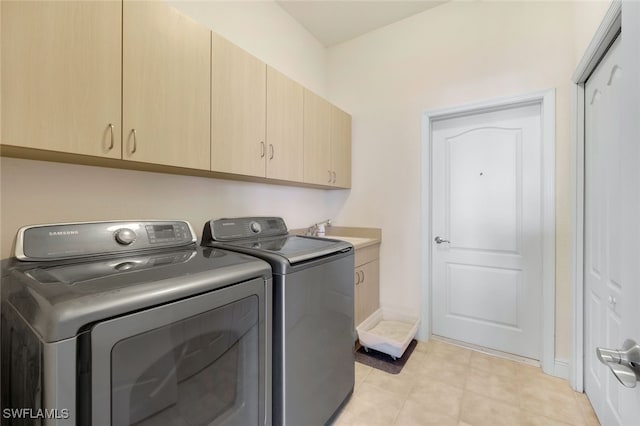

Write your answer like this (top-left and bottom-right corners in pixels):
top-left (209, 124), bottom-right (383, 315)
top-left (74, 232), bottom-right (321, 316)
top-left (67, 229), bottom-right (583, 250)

top-left (115, 228), bottom-right (136, 245)
top-left (250, 222), bottom-right (261, 234)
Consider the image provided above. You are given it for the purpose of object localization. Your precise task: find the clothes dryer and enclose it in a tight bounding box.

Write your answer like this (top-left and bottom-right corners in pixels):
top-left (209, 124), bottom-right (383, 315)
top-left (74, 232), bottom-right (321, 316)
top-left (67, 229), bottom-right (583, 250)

top-left (1, 220), bottom-right (272, 426)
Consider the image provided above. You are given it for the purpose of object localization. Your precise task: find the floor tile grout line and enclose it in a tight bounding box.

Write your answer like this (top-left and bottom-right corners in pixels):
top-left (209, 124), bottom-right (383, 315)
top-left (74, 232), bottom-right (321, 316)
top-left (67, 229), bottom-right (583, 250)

top-left (573, 391), bottom-right (598, 426)
top-left (516, 386), bottom-right (585, 425)
top-left (458, 357), bottom-right (470, 425)
top-left (572, 391), bottom-right (587, 426)
top-left (390, 397), bottom-right (409, 426)
top-left (361, 372), bottom-right (416, 426)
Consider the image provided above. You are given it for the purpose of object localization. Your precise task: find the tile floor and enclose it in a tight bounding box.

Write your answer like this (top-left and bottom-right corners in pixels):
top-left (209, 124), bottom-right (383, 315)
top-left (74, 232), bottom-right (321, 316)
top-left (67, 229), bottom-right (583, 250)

top-left (331, 339), bottom-right (600, 426)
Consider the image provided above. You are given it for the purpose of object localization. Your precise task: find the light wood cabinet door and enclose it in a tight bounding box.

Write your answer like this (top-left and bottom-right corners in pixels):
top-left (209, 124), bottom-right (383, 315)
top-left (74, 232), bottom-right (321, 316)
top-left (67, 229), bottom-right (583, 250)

top-left (354, 260), bottom-right (380, 326)
top-left (211, 33), bottom-right (266, 177)
top-left (266, 66), bottom-right (303, 182)
top-left (355, 260), bottom-right (380, 326)
top-left (331, 106), bottom-right (352, 188)
top-left (303, 89), bottom-right (332, 185)
top-left (354, 243), bottom-right (380, 327)
top-left (360, 259), bottom-right (380, 322)
top-left (1, 1), bottom-right (121, 158)
top-left (123, 1), bottom-right (210, 170)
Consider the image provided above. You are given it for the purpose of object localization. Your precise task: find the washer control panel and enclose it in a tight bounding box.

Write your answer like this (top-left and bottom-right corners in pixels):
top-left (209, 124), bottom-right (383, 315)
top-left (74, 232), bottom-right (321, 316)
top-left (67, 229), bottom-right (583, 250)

top-left (16, 220), bottom-right (197, 261)
top-left (206, 217), bottom-right (288, 241)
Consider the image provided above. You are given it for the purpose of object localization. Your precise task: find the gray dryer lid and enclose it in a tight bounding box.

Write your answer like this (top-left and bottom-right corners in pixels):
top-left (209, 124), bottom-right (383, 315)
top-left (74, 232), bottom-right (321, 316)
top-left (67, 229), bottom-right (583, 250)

top-left (1, 246), bottom-right (271, 342)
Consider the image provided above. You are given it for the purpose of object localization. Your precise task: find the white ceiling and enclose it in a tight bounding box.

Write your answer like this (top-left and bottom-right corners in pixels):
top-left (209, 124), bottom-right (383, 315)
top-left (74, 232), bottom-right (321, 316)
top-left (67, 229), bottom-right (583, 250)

top-left (276, 1), bottom-right (447, 47)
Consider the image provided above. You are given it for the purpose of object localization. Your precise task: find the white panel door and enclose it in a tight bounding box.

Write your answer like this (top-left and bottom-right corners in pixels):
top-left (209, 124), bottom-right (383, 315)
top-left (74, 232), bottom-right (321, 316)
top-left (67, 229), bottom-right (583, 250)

top-left (432, 104), bottom-right (542, 359)
top-left (584, 9), bottom-right (640, 422)
top-left (584, 36), bottom-right (624, 426)
top-left (623, 3), bottom-right (640, 421)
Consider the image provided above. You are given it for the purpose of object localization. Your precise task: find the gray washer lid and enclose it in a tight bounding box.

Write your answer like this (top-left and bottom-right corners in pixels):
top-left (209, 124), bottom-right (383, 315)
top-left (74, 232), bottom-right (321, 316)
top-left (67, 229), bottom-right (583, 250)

top-left (205, 236), bottom-right (353, 274)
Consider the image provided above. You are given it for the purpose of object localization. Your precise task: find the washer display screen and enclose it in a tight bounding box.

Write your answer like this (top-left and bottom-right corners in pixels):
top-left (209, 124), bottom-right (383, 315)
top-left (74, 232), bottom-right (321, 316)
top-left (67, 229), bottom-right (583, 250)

top-left (153, 225), bottom-right (175, 239)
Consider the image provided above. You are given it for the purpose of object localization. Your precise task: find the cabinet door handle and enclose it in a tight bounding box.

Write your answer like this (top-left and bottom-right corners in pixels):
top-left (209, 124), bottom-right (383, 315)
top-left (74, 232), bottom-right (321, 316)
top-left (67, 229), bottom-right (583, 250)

top-left (269, 144), bottom-right (274, 160)
top-left (355, 270), bottom-right (361, 285)
top-left (332, 171), bottom-right (337, 184)
top-left (260, 141), bottom-right (265, 158)
top-left (130, 129), bottom-right (137, 154)
top-left (361, 270), bottom-right (365, 282)
top-left (107, 123), bottom-right (114, 150)
top-left (328, 170), bottom-right (332, 183)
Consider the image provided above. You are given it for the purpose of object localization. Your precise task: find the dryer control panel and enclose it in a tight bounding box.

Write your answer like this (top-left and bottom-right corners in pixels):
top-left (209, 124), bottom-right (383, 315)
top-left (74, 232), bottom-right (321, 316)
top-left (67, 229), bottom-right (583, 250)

top-left (16, 220), bottom-right (196, 261)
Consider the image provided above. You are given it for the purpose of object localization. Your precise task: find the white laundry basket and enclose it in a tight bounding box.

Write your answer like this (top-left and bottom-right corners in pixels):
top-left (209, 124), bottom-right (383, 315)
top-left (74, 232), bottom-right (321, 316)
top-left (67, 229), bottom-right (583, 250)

top-left (356, 308), bottom-right (420, 359)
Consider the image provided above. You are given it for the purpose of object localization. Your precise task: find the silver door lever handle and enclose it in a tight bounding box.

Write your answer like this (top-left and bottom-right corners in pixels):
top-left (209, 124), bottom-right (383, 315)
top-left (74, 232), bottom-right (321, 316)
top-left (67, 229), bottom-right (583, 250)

top-left (434, 236), bottom-right (450, 244)
top-left (596, 339), bottom-right (640, 388)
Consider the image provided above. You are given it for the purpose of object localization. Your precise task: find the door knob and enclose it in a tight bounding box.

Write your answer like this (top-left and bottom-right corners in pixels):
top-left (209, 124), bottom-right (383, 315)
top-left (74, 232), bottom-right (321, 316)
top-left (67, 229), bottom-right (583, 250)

top-left (596, 339), bottom-right (640, 388)
top-left (434, 236), bottom-right (450, 244)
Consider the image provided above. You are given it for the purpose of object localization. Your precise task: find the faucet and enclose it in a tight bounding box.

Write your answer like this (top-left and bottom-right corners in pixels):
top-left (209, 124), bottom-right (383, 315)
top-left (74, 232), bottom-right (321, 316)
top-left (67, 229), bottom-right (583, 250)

top-left (307, 219), bottom-right (332, 237)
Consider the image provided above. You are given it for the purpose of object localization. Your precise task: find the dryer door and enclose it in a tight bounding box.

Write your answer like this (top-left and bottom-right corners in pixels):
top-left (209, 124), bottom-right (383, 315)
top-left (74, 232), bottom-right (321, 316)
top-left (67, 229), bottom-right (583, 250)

top-left (88, 277), bottom-right (270, 426)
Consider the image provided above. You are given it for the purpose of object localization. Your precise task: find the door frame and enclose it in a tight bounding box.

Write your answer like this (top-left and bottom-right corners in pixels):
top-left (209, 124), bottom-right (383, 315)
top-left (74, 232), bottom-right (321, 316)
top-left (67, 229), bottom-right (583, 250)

top-left (569, 0), bottom-right (622, 392)
top-left (420, 89), bottom-right (557, 376)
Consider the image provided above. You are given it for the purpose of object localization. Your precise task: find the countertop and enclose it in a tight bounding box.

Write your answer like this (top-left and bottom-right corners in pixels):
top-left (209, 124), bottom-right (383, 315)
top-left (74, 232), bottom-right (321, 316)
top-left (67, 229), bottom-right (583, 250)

top-left (324, 235), bottom-right (380, 250)
top-left (291, 226), bottom-right (381, 250)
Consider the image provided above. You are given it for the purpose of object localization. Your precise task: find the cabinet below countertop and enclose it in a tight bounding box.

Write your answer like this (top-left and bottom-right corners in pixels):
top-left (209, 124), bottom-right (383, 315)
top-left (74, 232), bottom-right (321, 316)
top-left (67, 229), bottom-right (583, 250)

top-left (317, 227), bottom-right (381, 327)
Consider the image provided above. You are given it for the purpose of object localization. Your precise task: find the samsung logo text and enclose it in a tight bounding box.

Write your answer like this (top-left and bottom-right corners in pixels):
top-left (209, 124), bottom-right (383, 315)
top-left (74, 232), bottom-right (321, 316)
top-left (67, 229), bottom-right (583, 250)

top-left (49, 231), bottom-right (79, 236)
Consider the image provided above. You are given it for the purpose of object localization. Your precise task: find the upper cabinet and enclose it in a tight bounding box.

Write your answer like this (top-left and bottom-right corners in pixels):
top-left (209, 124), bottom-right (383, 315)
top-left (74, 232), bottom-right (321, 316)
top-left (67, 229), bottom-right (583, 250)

top-left (303, 90), bottom-right (352, 188)
top-left (211, 38), bottom-right (304, 183)
top-left (303, 90), bottom-right (332, 185)
top-left (266, 67), bottom-right (304, 182)
top-left (1, 1), bottom-right (122, 158)
top-left (122, 1), bottom-right (210, 170)
top-left (1, 2), bottom-right (350, 189)
top-left (211, 33), bottom-right (266, 177)
top-left (330, 106), bottom-right (352, 188)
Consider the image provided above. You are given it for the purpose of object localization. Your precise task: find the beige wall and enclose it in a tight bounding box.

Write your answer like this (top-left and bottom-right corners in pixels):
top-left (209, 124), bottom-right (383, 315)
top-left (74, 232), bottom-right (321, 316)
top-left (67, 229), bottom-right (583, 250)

top-left (326, 0), bottom-right (609, 361)
top-left (169, 0), bottom-right (328, 96)
top-left (574, 0), bottom-right (613, 66)
top-left (0, 1), bottom-right (342, 258)
top-left (0, 159), bottom-right (347, 256)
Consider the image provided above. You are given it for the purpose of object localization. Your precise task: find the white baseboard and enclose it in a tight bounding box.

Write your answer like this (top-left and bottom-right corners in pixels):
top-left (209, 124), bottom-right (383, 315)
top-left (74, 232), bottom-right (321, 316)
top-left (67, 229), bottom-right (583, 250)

top-left (552, 358), bottom-right (570, 379)
top-left (427, 335), bottom-right (571, 381)
top-left (430, 335), bottom-right (540, 367)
